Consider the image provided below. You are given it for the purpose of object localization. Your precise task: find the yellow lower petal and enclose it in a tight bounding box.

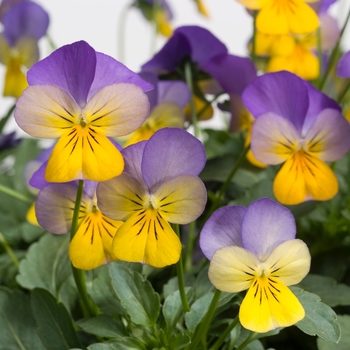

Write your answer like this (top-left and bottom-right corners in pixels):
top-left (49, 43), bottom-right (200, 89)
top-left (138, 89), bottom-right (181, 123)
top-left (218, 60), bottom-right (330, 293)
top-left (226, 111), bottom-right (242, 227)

top-left (245, 125), bottom-right (267, 168)
top-left (112, 209), bottom-right (182, 268)
top-left (26, 202), bottom-right (39, 226)
top-left (240, 276), bottom-right (305, 333)
top-left (3, 60), bottom-right (28, 98)
top-left (184, 95), bottom-right (213, 121)
top-left (69, 210), bottom-right (123, 270)
top-left (45, 126), bottom-right (124, 182)
top-left (273, 151), bottom-right (338, 205)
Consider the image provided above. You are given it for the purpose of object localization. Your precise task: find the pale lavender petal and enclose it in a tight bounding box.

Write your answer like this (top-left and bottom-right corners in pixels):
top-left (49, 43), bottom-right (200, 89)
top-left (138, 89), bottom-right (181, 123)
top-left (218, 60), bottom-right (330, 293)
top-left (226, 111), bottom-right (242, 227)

top-left (303, 82), bottom-right (340, 137)
top-left (320, 14), bottom-right (339, 51)
top-left (158, 80), bottom-right (190, 108)
top-left (35, 183), bottom-right (89, 234)
top-left (138, 71), bottom-right (159, 110)
top-left (27, 41), bottom-right (96, 107)
top-left (242, 71), bottom-right (309, 133)
top-left (203, 54), bottom-right (256, 95)
top-left (200, 206), bottom-right (246, 260)
top-left (319, 0), bottom-right (337, 13)
top-left (2, 1), bottom-right (49, 46)
top-left (121, 141), bottom-right (148, 188)
top-left (83, 181), bottom-right (98, 199)
top-left (87, 53), bottom-right (153, 101)
top-left (337, 51), bottom-right (350, 78)
top-left (241, 198), bottom-right (296, 261)
top-left (305, 108), bottom-right (350, 161)
top-left (141, 128), bottom-right (206, 190)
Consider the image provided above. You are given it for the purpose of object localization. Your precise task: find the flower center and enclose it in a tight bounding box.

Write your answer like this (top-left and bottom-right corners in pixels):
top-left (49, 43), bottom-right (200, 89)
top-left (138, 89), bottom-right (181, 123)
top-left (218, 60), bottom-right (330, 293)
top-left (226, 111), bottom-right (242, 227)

top-left (79, 112), bottom-right (88, 128)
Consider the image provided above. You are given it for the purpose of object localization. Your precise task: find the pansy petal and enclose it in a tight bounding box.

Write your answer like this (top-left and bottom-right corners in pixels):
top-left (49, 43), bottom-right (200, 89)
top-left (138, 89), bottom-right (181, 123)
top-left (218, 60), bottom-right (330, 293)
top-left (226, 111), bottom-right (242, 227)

top-left (236, 0), bottom-right (261, 9)
top-left (273, 152), bottom-right (338, 205)
top-left (240, 276), bottom-right (305, 333)
top-left (0, 34), bottom-right (11, 64)
top-left (304, 108), bottom-right (350, 161)
top-left (138, 71), bottom-right (159, 109)
top-left (27, 41), bottom-right (96, 106)
top-left (200, 206), bottom-right (246, 260)
top-left (266, 240), bottom-right (311, 286)
top-left (35, 183), bottom-right (90, 234)
top-left (97, 173), bottom-right (148, 221)
top-left (16, 36), bottom-right (39, 68)
top-left (112, 210), bottom-right (182, 267)
top-left (154, 174), bottom-right (207, 224)
top-left (208, 246), bottom-right (260, 293)
top-left (45, 127), bottom-right (124, 182)
top-left (26, 202), bottom-right (38, 226)
top-left (142, 128), bottom-right (206, 190)
top-left (14, 85), bottom-right (80, 138)
top-left (3, 60), bottom-right (27, 98)
top-left (69, 211), bottom-right (123, 270)
top-left (2, 2), bottom-right (49, 45)
top-left (251, 112), bottom-right (299, 165)
top-left (337, 51), bottom-right (350, 78)
top-left (242, 71), bottom-right (309, 133)
top-left (88, 53), bottom-right (153, 100)
top-left (242, 198), bottom-right (296, 261)
top-left (158, 81), bottom-right (190, 108)
top-left (84, 83), bottom-right (149, 137)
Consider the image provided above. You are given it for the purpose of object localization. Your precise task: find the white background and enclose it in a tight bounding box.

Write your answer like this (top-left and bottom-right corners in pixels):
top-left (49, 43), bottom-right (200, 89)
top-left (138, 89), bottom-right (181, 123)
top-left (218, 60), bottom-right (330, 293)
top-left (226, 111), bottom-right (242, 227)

top-left (1, 0), bottom-right (350, 133)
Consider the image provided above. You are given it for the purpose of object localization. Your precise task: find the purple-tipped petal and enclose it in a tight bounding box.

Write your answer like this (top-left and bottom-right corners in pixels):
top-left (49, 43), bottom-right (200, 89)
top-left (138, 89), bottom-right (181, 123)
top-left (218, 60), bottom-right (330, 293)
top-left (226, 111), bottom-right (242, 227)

top-left (305, 108), bottom-right (350, 161)
top-left (242, 71), bottom-right (309, 133)
top-left (121, 141), bottom-right (148, 188)
top-left (2, 1), bottom-right (49, 46)
top-left (83, 181), bottom-right (98, 199)
top-left (241, 198), bottom-right (296, 261)
top-left (27, 41), bottom-right (96, 107)
top-left (158, 80), bottom-right (190, 108)
top-left (302, 82), bottom-right (341, 136)
top-left (141, 128), bottom-right (206, 190)
top-left (337, 51), bottom-right (350, 78)
top-left (87, 53), bottom-right (153, 101)
top-left (203, 54), bottom-right (257, 95)
top-left (200, 206), bottom-right (246, 260)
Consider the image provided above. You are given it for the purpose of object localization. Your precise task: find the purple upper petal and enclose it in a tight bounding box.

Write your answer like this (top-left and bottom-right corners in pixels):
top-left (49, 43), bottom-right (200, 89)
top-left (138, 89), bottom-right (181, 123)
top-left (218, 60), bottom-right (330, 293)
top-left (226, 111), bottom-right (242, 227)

top-left (27, 41), bottom-right (96, 107)
top-left (200, 206), bottom-right (246, 260)
top-left (242, 71), bottom-right (309, 134)
top-left (319, 0), bottom-right (337, 13)
top-left (241, 198), bottom-right (296, 261)
top-left (202, 54), bottom-right (257, 95)
top-left (2, 1), bottom-right (49, 46)
top-left (0, 131), bottom-right (20, 150)
top-left (138, 71), bottom-right (159, 110)
top-left (158, 80), bottom-right (190, 108)
top-left (141, 128), bottom-right (206, 190)
top-left (337, 51), bottom-right (350, 78)
top-left (302, 82), bottom-right (341, 136)
top-left (141, 26), bottom-right (227, 73)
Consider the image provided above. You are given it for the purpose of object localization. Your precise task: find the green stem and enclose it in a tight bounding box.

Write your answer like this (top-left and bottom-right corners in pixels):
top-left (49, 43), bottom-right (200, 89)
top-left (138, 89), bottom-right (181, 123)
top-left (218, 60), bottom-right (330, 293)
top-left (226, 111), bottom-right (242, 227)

top-left (338, 80), bottom-right (350, 103)
top-left (184, 61), bottom-right (200, 138)
top-left (45, 33), bottom-right (56, 51)
top-left (0, 104), bottom-right (15, 133)
top-left (235, 332), bottom-right (258, 350)
top-left (70, 180), bottom-right (97, 318)
top-left (117, 4), bottom-right (131, 62)
top-left (0, 230), bottom-right (19, 268)
top-left (0, 184), bottom-right (32, 204)
top-left (173, 224), bottom-right (190, 313)
top-left (316, 26), bottom-right (323, 84)
top-left (184, 221), bottom-right (196, 272)
top-left (210, 317), bottom-right (239, 350)
top-left (318, 7), bottom-right (350, 91)
top-left (189, 289), bottom-right (222, 350)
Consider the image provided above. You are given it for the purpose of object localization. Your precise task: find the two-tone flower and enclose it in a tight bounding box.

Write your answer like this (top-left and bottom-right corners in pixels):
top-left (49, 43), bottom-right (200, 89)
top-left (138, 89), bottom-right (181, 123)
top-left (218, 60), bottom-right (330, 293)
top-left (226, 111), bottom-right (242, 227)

top-left (200, 198), bottom-right (311, 333)
top-left (97, 128), bottom-right (207, 268)
top-left (243, 71), bottom-right (350, 205)
top-left (14, 40), bottom-right (152, 183)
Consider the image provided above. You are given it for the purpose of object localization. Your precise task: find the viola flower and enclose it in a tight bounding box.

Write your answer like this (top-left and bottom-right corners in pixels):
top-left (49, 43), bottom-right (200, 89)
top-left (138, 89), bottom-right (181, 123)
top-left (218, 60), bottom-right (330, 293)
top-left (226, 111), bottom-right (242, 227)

top-left (193, 0), bottom-right (209, 17)
top-left (35, 180), bottom-right (123, 270)
top-left (200, 198), bottom-right (311, 333)
top-left (0, 1), bottom-right (49, 98)
top-left (123, 72), bottom-right (189, 146)
top-left (14, 41), bottom-right (152, 183)
top-left (0, 131), bottom-right (20, 151)
top-left (97, 128), bottom-right (207, 268)
top-left (337, 50), bottom-right (350, 79)
top-left (237, 0), bottom-right (319, 35)
top-left (243, 71), bottom-right (350, 205)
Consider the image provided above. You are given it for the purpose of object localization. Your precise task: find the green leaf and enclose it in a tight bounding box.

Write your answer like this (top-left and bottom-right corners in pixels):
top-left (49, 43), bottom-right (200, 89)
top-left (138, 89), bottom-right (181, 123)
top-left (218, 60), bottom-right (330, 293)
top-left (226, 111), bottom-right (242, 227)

top-left (298, 274), bottom-right (350, 307)
top-left (17, 233), bottom-right (76, 312)
top-left (0, 287), bottom-right (45, 350)
top-left (31, 288), bottom-right (80, 350)
top-left (109, 262), bottom-right (160, 327)
top-left (317, 315), bottom-right (350, 349)
top-left (292, 287), bottom-right (341, 343)
top-left (163, 274), bottom-right (195, 299)
top-left (76, 314), bottom-right (128, 338)
top-left (87, 337), bottom-right (146, 350)
top-left (163, 287), bottom-right (194, 330)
